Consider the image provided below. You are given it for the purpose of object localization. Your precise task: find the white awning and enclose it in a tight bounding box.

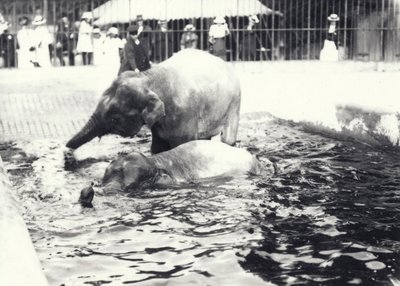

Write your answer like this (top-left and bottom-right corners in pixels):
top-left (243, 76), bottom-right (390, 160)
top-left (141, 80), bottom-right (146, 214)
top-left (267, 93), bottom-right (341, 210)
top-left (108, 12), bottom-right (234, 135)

top-left (93, 0), bottom-right (272, 25)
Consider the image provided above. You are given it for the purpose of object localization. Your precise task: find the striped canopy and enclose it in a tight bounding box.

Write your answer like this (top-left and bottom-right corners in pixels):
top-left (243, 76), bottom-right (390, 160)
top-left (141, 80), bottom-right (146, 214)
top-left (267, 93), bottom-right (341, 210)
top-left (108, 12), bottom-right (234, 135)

top-left (93, 0), bottom-right (272, 25)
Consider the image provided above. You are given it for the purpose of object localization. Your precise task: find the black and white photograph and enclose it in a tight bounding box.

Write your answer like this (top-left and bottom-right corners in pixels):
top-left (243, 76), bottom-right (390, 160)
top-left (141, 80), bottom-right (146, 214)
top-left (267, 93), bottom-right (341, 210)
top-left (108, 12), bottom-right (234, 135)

top-left (0, 0), bottom-right (400, 285)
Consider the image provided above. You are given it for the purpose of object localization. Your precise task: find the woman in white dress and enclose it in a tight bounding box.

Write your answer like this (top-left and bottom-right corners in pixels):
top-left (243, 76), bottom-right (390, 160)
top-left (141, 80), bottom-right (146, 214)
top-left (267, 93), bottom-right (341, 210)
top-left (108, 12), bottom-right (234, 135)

top-left (320, 13), bottom-right (340, 62)
top-left (103, 27), bottom-right (123, 75)
top-left (76, 12), bottom-right (94, 65)
top-left (31, 15), bottom-right (52, 67)
top-left (16, 16), bottom-right (35, 68)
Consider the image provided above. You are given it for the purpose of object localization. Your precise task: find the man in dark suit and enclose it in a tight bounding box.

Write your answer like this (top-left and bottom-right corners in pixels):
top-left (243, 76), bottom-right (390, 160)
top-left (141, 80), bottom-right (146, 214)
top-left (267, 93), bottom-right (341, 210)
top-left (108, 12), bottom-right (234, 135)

top-left (136, 14), bottom-right (153, 60)
top-left (55, 13), bottom-right (75, 66)
top-left (118, 25), bottom-right (151, 75)
top-left (0, 23), bottom-right (16, 68)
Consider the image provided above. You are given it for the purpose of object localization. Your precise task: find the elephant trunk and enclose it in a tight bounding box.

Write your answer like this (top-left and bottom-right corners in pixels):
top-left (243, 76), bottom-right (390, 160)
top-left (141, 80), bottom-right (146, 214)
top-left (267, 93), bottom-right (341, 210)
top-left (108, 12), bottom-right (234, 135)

top-left (66, 114), bottom-right (103, 149)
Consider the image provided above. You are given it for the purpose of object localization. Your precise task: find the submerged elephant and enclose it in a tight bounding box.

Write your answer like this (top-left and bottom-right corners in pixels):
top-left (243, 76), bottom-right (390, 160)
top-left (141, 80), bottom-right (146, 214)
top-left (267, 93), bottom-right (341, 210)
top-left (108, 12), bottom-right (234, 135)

top-left (101, 140), bottom-right (274, 192)
top-left (66, 49), bottom-right (241, 154)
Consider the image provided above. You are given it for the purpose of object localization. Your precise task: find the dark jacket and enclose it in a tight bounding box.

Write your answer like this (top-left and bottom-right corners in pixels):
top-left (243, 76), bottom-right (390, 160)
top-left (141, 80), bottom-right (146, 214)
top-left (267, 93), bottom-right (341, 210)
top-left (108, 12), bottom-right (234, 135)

top-left (56, 19), bottom-right (74, 51)
top-left (326, 30), bottom-right (339, 48)
top-left (138, 25), bottom-right (153, 58)
top-left (0, 32), bottom-right (16, 67)
top-left (118, 36), bottom-right (150, 75)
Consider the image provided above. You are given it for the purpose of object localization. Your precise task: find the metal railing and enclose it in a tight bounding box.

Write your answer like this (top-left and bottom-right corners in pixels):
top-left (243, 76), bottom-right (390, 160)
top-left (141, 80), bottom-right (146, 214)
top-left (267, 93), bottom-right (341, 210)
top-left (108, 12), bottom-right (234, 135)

top-left (0, 0), bottom-right (399, 68)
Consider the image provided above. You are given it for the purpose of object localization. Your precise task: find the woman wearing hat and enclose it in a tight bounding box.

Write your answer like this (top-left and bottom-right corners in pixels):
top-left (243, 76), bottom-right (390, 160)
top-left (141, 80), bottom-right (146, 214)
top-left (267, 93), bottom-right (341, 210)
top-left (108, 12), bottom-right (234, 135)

top-left (31, 15), bottom-right (52, 67)
top-left (103, 27), bottom-right (123, 74)
top-left (180, 24), bottom-right (198, 50)
top-left (16, 16), bottom-right (35, 68)
top-left (92, 27), bottom-right (106, 66)
top-left (208, 16), bottom-right (230, 60)
top-left (320, 13), bottom-right (340, 62)
top-left (76, 11), bottom-right (94, 65)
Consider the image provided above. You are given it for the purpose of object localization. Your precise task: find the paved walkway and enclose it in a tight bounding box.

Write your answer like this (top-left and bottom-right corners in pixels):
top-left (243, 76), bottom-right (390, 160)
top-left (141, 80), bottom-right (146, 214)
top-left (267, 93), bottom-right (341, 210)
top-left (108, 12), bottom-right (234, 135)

top-left (0, 66), bottom-right (114, 141)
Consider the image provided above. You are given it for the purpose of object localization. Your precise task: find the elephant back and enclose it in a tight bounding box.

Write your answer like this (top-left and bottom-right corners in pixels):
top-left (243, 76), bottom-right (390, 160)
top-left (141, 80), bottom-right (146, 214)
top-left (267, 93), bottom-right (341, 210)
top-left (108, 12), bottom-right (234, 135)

top-left (149, 49), bottom-right (240, 114)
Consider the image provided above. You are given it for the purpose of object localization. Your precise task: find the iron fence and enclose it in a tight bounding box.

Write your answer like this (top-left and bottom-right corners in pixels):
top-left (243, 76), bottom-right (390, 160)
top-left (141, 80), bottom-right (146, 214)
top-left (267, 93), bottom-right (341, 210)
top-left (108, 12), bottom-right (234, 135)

top-left (0, 0), bottom-right (399, 68)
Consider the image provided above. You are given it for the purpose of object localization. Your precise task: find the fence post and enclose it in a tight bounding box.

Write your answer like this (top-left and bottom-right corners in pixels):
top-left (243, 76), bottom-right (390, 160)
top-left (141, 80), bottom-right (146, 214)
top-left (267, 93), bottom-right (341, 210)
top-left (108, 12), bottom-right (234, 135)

top-left (43, 0), bottom-right (48, 19)
top-left (272, 0), bottom-right (275, 61)
top-left (307, 0), bottom-right (311, 60)
top-left (236, 0), bottom-right (239, 61)
top-left (344, 0), bottom-right (348, 60)
top-left (381, 0), bottom-right (385, 61)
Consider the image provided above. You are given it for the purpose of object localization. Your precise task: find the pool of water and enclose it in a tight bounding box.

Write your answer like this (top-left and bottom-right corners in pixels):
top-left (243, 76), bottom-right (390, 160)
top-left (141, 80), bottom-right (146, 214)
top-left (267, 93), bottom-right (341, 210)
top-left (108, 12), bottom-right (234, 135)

top-left (1, 114), bottom-right (400, 286)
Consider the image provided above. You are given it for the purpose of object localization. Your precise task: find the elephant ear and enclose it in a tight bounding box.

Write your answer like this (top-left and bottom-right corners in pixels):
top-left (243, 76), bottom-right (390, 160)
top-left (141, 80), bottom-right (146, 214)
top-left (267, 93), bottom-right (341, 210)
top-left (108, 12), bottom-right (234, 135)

top-left (141, 90), bottom-right (165, 128)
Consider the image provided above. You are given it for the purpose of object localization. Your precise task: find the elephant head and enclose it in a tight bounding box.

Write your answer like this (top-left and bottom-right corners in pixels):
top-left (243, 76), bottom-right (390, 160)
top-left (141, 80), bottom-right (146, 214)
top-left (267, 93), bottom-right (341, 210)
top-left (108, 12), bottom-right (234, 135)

top-left (66, 73), bottom-right (166, 150)
top-left (102, 153), bottom-right (157, 191)
top-left (102, 152), bottom-right (178, 192)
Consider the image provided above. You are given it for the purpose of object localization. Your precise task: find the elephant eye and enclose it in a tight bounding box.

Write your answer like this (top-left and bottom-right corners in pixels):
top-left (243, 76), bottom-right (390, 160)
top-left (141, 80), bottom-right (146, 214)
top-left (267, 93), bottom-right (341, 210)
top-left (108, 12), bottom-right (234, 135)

top-left (111, 117), bottom-right (119, 124)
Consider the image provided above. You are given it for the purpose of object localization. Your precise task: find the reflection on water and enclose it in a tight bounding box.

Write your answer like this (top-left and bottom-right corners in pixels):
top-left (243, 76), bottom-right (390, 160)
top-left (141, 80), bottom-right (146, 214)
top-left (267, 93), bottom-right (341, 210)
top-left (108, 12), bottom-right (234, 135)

top-left (1, 114), bottom-right (400, 285)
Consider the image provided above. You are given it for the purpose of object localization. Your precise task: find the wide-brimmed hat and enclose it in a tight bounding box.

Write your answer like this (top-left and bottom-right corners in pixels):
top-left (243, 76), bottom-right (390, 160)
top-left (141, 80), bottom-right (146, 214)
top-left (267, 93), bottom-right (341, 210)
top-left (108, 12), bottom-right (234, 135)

top-left (107, 27), bottom-right (119, 35)
top-left (327, 13), bottom-right (340, 22)
top-left (249, 15), bottom-right (259, 24)
top-left (32, 15), bottom-right (47, 25)
top-left (213, 16), bottom-right (226, 24)
top-left (184, 24), bottom-right (195, 31)
top-left (81, 11), bottom-right (93, 20)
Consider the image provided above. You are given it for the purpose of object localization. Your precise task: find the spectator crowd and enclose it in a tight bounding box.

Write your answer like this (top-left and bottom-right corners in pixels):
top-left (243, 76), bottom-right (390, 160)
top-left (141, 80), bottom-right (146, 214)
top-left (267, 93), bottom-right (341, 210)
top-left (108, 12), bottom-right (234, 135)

top-left (0, 10), bottom-right (273, 71)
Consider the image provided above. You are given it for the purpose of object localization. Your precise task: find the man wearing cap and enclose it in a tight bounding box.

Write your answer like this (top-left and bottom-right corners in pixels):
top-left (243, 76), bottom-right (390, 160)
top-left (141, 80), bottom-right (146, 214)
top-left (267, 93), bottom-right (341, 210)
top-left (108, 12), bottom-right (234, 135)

top-left (240, 15), bottom-right (263, 61)
top-left (136, 15), bottom-right (153, 60)
top-left (56, 13), bottom-right (75, 66)
top-left (320, 13), bottom-right (340, 62)
top-left (118, 24), bottom-right (150, 75)
top-left (0, 18), bottom-right (16, 67)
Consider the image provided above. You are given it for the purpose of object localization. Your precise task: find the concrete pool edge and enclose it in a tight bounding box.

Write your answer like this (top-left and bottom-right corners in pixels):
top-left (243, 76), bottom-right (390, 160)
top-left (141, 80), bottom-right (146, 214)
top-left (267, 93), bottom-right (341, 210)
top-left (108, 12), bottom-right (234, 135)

top-left (0, 155), bottom-right (49, 286)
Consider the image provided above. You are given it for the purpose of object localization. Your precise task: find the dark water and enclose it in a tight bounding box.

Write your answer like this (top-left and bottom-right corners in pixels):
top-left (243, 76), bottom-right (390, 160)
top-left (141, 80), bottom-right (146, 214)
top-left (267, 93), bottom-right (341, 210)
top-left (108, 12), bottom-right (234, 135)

top-left (1, 114), bottom-right (400, 286)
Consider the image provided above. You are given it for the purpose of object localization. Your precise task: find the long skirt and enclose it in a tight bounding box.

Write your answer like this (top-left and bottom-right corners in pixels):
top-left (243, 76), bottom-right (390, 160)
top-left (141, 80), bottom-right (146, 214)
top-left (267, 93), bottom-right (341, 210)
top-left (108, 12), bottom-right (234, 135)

top-left (212, 38), bottom-right (226, 60)
top-left (320, 40), bottom-right (339, 62)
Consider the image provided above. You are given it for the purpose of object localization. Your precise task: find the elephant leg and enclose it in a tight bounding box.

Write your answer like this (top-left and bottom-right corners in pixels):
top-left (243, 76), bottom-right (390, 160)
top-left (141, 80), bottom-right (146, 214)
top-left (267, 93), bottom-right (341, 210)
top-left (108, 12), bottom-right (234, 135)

top-left (221, 100), bottom-right (240, 146)
top-left (151, 130), bottom-right (171, 154)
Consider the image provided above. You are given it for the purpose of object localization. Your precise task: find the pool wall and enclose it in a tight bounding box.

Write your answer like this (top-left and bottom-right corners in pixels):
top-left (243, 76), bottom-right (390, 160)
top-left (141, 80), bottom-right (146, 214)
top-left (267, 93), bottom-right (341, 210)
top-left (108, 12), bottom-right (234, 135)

top-left (0, 155), bottom-right (48, 286)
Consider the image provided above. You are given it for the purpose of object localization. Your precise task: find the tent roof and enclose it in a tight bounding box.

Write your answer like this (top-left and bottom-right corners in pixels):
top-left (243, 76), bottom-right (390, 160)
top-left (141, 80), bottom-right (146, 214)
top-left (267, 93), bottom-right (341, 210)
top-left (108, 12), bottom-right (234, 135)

top-left (93, 0), bottom-right (272, 25)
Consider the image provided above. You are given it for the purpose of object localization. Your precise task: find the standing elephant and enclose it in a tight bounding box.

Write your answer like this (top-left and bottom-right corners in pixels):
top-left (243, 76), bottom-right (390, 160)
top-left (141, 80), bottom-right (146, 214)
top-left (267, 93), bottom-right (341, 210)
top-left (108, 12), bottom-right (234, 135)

top-left (66, 49), bottom-right (241, 154)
